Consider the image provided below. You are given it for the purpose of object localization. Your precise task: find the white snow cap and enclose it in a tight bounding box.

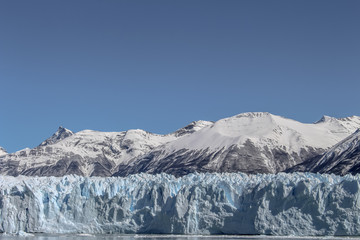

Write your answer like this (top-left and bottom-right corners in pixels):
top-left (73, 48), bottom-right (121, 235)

top-left (167, 112), bottom-right (360, 152)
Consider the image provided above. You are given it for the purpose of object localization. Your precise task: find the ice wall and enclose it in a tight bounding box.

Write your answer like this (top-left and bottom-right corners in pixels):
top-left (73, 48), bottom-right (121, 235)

top-left (1, 173), bottom-right (360, 235)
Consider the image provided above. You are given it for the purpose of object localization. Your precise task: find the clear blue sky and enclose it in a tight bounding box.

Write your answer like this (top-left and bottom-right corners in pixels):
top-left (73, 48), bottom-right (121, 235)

top-left (1, 0), bottom-right (359, 153)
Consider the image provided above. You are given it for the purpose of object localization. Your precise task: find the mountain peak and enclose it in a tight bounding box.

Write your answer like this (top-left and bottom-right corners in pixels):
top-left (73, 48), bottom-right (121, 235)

top-left (0, 146), bottom-right (7, 156)
top-left (39, 126), bottom-right (74, 147)
top-left (55, 126), bottom-right (73, 135)
top-left (173, 120), bottom-right (213, 137)
top-left (315, 115), bottom-right (337, 123)
top-left (234, 112), bottom-right (272, 119)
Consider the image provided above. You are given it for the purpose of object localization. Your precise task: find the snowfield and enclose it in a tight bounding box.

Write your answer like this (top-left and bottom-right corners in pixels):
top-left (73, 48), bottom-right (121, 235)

top-left (1, 172), bottom-right (360, 235)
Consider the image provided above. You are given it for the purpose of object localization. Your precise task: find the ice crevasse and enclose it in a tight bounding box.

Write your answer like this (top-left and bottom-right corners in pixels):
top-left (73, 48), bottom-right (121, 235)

top-left (1, 172), bottom-right (360, 235)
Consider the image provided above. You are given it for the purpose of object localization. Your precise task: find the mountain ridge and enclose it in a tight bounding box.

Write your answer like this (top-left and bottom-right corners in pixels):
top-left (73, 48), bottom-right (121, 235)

top-left (0, 119), bottom-right (212, 176)
top-left (1, 112), bottom-right (360, 177)
top-left (288, 129), bottom-right (360, 175)
top-left (114, 112), bottom-right (360, 176)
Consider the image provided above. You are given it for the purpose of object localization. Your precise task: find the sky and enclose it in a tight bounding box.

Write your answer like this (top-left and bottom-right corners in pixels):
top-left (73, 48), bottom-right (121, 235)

top-left (1, 0), bottom-right (359, 153)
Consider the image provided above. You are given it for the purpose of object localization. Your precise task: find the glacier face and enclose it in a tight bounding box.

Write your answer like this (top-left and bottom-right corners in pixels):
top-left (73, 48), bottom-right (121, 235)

top-left (1, 173), bottom-right (360, 235)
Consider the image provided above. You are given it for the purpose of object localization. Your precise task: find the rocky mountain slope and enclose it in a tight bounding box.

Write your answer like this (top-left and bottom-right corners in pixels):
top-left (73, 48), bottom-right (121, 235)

top-left (288, 129), bottom-right (360, 175)
top-left (1, 112), bottom-right (360, 177)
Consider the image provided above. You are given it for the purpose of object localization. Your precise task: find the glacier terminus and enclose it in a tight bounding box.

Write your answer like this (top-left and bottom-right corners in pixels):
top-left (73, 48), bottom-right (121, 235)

top-left (1, 172), bottom-right (360, 236)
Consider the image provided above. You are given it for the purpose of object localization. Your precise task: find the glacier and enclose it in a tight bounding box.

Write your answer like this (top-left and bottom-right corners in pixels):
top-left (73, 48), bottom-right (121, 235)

top-left (1, 173), bottom-right (360, 236)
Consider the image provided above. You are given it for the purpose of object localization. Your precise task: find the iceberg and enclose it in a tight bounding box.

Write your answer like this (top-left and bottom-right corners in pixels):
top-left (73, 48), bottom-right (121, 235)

top-left (1, 173), bottom-right (360, 235)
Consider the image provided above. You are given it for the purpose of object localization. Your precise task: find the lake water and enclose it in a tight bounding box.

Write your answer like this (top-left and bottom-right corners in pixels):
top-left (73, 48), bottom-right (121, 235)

top-left (1, 234), bottom-right (360, 240)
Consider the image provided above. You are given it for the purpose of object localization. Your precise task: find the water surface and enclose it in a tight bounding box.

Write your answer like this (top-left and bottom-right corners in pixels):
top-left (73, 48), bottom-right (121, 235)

top-left (1, 234), bottom-right (360, 240)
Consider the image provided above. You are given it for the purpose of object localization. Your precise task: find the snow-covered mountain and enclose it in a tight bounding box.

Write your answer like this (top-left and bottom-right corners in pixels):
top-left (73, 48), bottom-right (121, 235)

top-left (0, 146), bottom-right (7, 156)
top-left (1, 112), bottom-right (359, 177)
top-left (0, 121), bottom-right (212, 177)
top-left (288, 129), bottom-right (360, 175)
top-left (115, 112), bottom-right (360, 176)
top-left (39, 126), bottom-right (74, 146)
